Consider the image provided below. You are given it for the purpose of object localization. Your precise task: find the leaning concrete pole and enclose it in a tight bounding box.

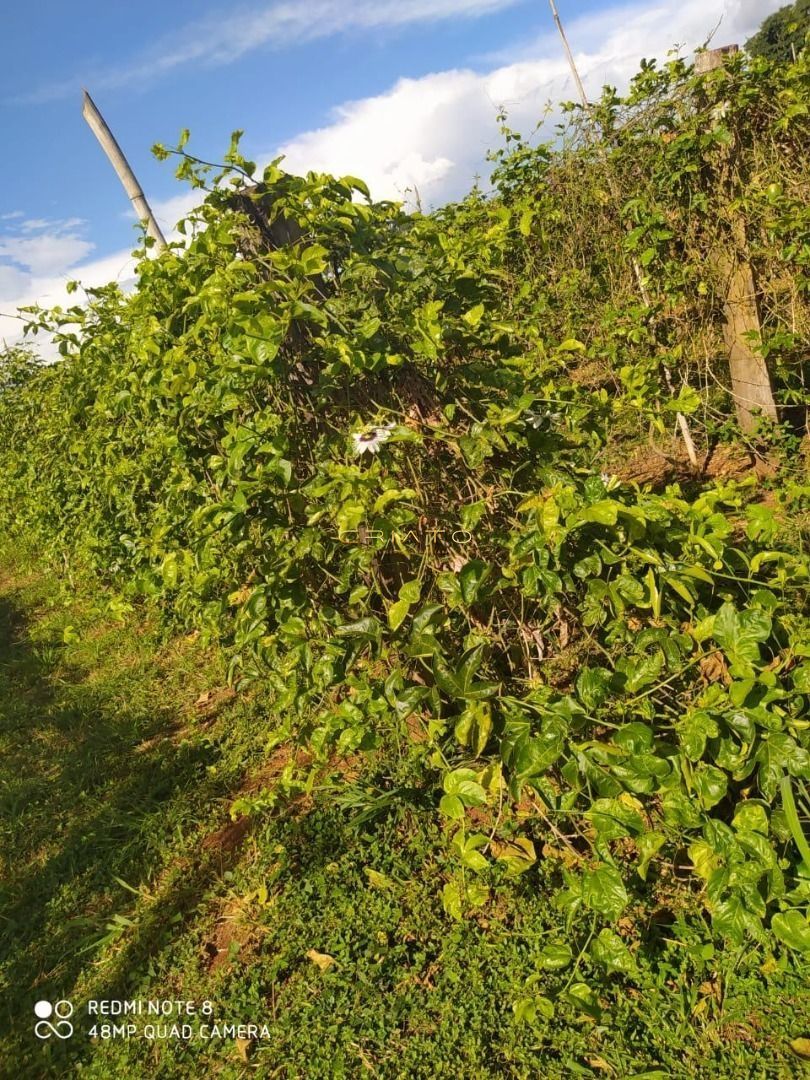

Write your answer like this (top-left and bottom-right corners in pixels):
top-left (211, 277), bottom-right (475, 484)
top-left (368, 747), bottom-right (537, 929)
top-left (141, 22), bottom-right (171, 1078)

top-left (82, 89), bottom-right (167, 252)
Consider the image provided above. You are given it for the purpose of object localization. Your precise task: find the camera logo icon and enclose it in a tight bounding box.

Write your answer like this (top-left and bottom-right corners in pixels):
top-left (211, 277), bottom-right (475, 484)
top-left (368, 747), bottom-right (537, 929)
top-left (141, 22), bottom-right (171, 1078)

top-left (34, 1000), bottom-right (74, 1039)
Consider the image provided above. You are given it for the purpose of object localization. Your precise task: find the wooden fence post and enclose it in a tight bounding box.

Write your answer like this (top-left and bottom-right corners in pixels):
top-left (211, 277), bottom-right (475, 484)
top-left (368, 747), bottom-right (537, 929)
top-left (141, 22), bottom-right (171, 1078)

top-left (696, 46), bottom-right (778, 434)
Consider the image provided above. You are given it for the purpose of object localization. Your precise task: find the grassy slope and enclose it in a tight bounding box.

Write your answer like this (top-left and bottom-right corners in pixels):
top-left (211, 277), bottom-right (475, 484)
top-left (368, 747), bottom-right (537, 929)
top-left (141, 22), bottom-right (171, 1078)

top-left (1, 552), bottom-right (808, 1079)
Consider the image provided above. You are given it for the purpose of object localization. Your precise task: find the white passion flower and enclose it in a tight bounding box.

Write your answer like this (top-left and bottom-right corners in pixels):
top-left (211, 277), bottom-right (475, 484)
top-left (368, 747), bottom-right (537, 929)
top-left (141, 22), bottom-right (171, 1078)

top-left (524, 408), bottom-right (562, 430)
top-left (351, 422), bottom-right (396, 456)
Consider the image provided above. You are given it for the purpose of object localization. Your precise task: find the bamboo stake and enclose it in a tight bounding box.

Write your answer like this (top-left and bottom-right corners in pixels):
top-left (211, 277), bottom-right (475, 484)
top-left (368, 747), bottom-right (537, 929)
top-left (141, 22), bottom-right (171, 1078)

top-left (82, 90), bottom-right (167, 252)
top-left (546, 1), bottom-right (700, 469)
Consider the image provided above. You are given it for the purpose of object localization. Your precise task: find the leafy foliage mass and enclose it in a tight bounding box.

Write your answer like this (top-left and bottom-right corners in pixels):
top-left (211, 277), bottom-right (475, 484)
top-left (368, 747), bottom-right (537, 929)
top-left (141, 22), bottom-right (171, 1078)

top-left (1, 558), bottom-right (807, 1077)
top-left (747, 0), bottom-right (810, 65)
top-left (1, 49), bottom-right (809, 980)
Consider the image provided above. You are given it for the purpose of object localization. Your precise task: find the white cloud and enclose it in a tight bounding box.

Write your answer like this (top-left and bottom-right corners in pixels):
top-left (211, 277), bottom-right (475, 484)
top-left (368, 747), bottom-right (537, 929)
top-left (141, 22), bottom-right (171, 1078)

top-left (23, 0), bottom-right (522, 103)
top-left (16, 216), bottom-right (86, 233)
top-left (0, 234), bottom-right (94, 277)
top-left (17, 218), bottom-right (52, 233)
top-left (276, 0), bottom-right (784, 207)
top-left (0, 247), bottom-right (138, 352)
top-left (0, 266), bottom-right (30, 302)
top-left (2, 0), bottom-right (784, 352)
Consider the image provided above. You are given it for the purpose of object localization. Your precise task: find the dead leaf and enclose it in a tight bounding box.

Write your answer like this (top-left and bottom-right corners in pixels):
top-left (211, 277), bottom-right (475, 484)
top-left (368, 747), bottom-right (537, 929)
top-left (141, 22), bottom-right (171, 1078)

top-left (235, 1037), bottom-right (252, 1062)
top-left (520, 624), bottom-right (545, 660)
top-left (555, 605), bottom-right (571, 648)
top-left (699, 651), bottom-right (731, 685)
top-left (586, 1057), bottom-right (614, 1073)
top-left (228, 585), bottom-right (253, 607)
top-left (306, 948), bottom-right (336, 971)
top-left (790, 1038), bottom-right (810, 1060)
top-left (194, 686), bottom-right (237, 718)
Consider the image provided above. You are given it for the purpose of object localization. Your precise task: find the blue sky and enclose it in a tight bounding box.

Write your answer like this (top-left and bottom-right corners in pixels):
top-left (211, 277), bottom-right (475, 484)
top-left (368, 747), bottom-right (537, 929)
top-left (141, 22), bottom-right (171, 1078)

top-left (0, 0), bottom-right (778, 344)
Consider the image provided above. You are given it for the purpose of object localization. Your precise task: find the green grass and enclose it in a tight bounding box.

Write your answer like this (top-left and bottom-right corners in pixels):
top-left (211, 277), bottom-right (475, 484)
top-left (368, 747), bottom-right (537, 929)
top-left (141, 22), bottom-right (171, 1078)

top-left (1, 553), bottom-right (808, 1079)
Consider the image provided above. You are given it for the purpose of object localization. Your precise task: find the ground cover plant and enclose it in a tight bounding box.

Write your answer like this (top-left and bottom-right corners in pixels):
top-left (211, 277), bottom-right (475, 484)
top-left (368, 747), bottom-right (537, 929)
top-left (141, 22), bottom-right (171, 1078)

top-left (1, 553), bottom-right (809, 1077)
top-left (0, 46), bottom-right (809, 1077)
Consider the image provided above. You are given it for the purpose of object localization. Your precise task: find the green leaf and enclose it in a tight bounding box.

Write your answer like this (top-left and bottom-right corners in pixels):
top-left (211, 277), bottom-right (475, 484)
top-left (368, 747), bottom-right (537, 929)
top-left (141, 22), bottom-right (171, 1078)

top-left (373, 487), bottom-right (416, 513)
top-left (466, 880), bottom-right (488, 907)
top-left (513, 995), bottom-right (554, 1025)
top-left (590, 928), bottom-right (637, 976)
top-left (452, 832), bottom-right (490, 872)
top-left (341, 175), bottom-right (370, 197)
top-left (299, 244), bottom-right (329, 276)
top-left (537, 942), bottom-right (573, 971)
top-left (572, 499), bottom-right (619, 527)
top-left (586, 797), bottom-right (644, 842)
top-left (336, 499), bottom-right (365, 537)
top-left (678, 709), bottom-right (719, 762)
top-left (459, 559), bottom-right (491, 606)
top-left (411, 604), bottom-right (445, 636)
top-left (491, 836), bottom-right (536, 877)
top-left (443, 768), bottom-right (486, 807)
top-left (576, 666), bottom-right (612, 710)
top-left (789, 1038), bottom-right (810, 1060)
top-left (335, 617), bottom-right (382, 644)
top-left (387, 598), bottom-right (411, 631)
top-left (771, 911), bottom-right (810, 953)
top-left (711, 895), bottom-right (757, 945)
top-left (507, 731), bottom-right (565, 780)
top-left (563, 981), bottom-right (602, 1020)
top-left (434, 645), bottom-right (497, 702)
top-left (582, 864), bottom-right (629, 921)
top-left (454, 701), bottom-right (493, 757)
top-left (398, 579), bottom-right (421, 604)
top-left (693, 765), bottom-right (728, 810)
top-left (517, 208), bottom-right (534, 237)
top-left (780, 776), bottom-right (810, 868)
top-left (614, 723), bottom-right (654, 754)
top-left (793, 663), bottom-right (810, 694)
top-left (460, 500), bottom-right (486, 531)
top-left (462, 303), bottom-right (485, 327)
top-left (636, 831), bottom-right (665, 881)
top-left (439, 794), bottom-right (465, 820)
top-left (732, 802), bottom-right (769, 835)
top-left (441, 881), bottom-right (463, 920)
top-left (713, 602), bottom-right (772, 678)
top-left (364, 867), bottom-right (396, 890)
top-left (624, 651), bottom-right (664, 693)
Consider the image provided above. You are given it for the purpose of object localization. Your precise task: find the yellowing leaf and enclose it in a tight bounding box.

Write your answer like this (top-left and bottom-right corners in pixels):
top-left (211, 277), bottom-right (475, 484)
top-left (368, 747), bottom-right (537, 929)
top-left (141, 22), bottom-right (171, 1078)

top-left (306, 949), bottom-right (336, 971)
top-left (462, 303), bottom-right (485, 327)
top-left (789, 1038), bottom-right (810, 1059)
top-left (364, 867), bottom-right (395, 891)
top-left (491, 836), bottom-right (536, 878)
top-left (387, 597), bottom-right (411, 631)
